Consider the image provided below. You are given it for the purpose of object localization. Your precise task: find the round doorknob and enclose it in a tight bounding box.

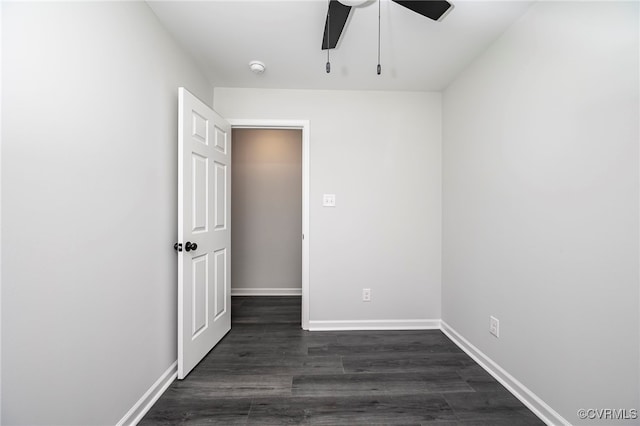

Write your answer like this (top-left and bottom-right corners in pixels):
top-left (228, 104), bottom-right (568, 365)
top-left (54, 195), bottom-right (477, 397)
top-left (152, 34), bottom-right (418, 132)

top-left (185, 241), bottom-right (198, 252)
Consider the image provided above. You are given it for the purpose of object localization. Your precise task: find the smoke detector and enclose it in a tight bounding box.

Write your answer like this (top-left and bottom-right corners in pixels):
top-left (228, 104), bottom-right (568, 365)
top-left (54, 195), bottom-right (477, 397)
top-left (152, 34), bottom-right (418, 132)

top-left (249, 61), bottom-right (266, 74)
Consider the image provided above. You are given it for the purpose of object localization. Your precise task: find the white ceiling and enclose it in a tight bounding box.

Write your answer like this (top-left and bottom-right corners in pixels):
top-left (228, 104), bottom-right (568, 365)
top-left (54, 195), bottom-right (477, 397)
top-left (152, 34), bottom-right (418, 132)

top-left (147, 0), bottom-right (533, 91)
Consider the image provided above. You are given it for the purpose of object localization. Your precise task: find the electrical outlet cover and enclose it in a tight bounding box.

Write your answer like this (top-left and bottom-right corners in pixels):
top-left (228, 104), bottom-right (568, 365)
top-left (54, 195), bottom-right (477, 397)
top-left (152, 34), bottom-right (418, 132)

top-left (490, 316), bottom-right (499, 338)
top-left (362, 288), bottom-right (371, 302)
top-left (322, 194), bottom-right (336, 207)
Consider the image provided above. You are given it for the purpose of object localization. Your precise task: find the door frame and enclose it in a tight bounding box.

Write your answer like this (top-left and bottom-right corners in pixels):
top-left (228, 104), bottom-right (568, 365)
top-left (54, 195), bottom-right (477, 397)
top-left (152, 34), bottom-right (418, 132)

top-left (228, 119), bottom-right (310, 330)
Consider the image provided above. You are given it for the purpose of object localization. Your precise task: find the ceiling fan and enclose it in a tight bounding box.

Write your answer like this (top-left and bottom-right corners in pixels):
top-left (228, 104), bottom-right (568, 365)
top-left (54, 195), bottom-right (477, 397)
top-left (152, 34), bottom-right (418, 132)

top-left (322, 0), bottom-right (453, 51)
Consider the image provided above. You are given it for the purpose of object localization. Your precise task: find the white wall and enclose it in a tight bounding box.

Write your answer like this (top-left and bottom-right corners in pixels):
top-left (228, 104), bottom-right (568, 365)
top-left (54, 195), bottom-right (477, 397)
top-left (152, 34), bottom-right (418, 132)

top-left (216, 89), bottom-right (441, 324)
top-left (232, 129), bottom-right (302, 293)
top-left (0, 1), bottom-right (4, 421)
top-left (442, 2), bottom-right (639, 425)
top-left (2, 2), bottom-right (212, 424)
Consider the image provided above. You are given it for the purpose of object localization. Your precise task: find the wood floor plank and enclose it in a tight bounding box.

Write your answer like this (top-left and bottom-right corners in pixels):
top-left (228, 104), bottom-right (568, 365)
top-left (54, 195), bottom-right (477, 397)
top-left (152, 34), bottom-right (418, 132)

top-left (248, 394), bottom-right (456, 425)
top-left (308, 341), bottom-right (463, 356)
top-left (192, 353), bottom-right (345, 376)
top-left (342, 352), bottom-right (476, 374)
top-left (138, 392), bottom-right (251, 425)
top-left (292, 371), bottom-right (474, 397)
top-left (442, 391), bottom-right (544, 424)
top-left (171, 374), bottom-right (293, 398)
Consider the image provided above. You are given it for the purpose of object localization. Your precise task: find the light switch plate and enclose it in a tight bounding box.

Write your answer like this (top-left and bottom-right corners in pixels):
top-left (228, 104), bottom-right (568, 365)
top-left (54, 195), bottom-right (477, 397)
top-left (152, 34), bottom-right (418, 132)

top-left (323, 194), bottom-right (336, 207)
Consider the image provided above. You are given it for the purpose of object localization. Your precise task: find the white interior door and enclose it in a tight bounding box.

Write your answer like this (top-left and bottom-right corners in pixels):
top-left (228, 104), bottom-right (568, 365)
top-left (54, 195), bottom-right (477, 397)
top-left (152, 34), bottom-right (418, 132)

top-left (177, 87), bottom-right (231, 379)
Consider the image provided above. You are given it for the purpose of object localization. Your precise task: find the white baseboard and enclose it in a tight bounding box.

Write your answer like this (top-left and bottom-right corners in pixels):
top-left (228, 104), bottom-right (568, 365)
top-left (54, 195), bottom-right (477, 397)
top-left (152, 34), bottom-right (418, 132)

top-left (309, 319), bottom-right (441, 331)
top-left (231, 287), bottom-right (302, 296)
top-left (117, 361), bottom-right (177, 426)
top-left (440, 321), bottom-right (569, 426)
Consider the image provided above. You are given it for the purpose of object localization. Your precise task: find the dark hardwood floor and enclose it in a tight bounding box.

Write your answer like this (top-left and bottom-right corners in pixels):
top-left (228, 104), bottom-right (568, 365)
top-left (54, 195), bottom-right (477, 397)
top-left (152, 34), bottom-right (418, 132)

top-left (141, 297), bottom-right (543, 425)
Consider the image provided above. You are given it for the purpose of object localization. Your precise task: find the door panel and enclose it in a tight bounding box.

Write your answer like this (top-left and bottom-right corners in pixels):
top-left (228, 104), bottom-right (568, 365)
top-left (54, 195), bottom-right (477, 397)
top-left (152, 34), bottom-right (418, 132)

top-left (178, 87), bottom-right (231, 379)
top-left (214, 248), bottom-right (227, 320)
top-left (191, 254), bottom-right (208, 338)
top-left (214, 125), bottom-right (227, 153)
top-left (214, 162), bottom-right (227, 230)
top-left (192, 154), bottom-right (208, 232)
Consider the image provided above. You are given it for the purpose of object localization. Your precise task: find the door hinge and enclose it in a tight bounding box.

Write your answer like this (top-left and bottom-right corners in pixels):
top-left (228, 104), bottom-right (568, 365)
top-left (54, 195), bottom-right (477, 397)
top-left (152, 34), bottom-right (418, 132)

top-left (174, 242), bottom-right (183, 252)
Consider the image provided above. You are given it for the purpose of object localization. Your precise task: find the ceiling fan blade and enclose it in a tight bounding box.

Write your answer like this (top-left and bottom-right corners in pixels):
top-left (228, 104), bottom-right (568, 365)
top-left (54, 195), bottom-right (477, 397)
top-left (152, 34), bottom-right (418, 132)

top-left (322, 0), bottom-right (352, 50)
top-left (391, 0), bottom-right (452, 21)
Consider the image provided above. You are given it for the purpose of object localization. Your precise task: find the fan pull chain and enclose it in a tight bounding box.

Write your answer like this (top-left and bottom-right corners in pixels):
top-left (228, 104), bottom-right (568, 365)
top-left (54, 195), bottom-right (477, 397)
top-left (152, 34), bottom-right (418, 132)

top-left (377, 0), bottom-right (381, 75)
top-left (326, 0), bottom-right (331, 73)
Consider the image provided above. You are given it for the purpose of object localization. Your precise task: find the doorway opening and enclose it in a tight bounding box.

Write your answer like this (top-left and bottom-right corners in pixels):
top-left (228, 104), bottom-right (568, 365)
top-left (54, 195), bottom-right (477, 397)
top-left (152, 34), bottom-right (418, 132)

top-left (228, 120), bottom-right (310, 329)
